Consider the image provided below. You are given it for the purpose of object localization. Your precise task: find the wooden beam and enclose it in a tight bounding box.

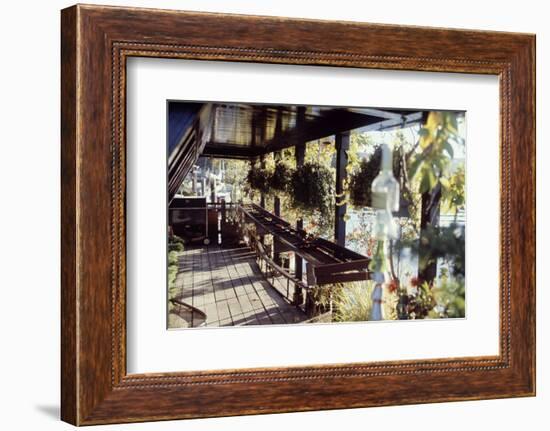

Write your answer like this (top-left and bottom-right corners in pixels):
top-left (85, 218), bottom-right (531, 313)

top-left (262, 109), bottom-right (376, 155)
top-left (293, 106), bottom-right (306, 305)
top-left (201, 143), bottom-right (258, 159)
top-left (350, 107), bottom-right (404, 119)
top-left (354, 111), bottom-right (423, 133)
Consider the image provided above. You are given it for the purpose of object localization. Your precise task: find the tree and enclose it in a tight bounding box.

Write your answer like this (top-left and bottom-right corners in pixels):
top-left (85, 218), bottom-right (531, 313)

top-left (407, 111), bottom-right (463, 283)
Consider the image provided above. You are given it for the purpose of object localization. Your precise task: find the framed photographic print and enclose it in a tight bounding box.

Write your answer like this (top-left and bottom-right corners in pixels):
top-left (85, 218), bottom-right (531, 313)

top-left (61, 4), bottom-right (536, 425)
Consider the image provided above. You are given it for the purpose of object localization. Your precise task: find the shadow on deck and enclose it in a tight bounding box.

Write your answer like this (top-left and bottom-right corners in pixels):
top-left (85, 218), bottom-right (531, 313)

top-left (169, 245), bottom-right (307, 329)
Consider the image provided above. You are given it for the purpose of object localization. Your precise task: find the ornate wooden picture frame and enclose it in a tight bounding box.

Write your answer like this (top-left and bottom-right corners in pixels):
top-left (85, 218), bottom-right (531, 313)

top-left (61, 4), bottom-right (535, 425)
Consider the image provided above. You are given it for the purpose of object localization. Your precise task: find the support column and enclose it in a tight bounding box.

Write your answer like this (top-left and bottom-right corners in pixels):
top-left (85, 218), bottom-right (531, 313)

top-left (191, 166), bottom-right (197, 195)
top-left (293, 107), bottom-right (306, 306)
top-left (209, 176), bottom-right (216, 203)
top-left (256, 156), bottom-right (266, 247)
top-left (334, 131), bottom-right (350, 247)
top-left (273, 150), bottom-right (282, 265)
top-left (259, 155), bottom-right (266, 208)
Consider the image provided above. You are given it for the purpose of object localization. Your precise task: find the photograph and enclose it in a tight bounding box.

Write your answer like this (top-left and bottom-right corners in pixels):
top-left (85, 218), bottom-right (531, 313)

top-left (167, 101), bottom-right (466, 329)
top-left (0, 0), bottom-right (540, 428)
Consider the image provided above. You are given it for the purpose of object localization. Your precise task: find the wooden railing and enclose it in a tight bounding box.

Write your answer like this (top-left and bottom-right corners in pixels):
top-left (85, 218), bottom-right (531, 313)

top-left (251, 238), bottom-right (307, 306)
top-left (237, 203), bottom-right (371, 287)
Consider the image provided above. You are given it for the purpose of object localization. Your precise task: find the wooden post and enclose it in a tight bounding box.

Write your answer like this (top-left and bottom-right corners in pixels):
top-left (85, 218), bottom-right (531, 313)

top-left (419, 184), bottom-right (442, 283)
top-left (293, 106), bottom-right (306, 306)
top-left (334, 131), bottom-right (350, 247)
top-left (209, 176), bottom-right (216, 203)
top-left (259, 155), bottom-right (266, 209)
top-left (273, 150), bottom-right (282, 265)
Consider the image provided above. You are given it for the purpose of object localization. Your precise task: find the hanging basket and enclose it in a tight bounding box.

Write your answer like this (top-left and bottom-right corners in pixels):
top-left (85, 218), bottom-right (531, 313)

top-left (246, 165), bottom-right (271, 195)
top-left (268, 161), bottom-right (292, 193)
top-left (290, 163), bottom-right (333, 216)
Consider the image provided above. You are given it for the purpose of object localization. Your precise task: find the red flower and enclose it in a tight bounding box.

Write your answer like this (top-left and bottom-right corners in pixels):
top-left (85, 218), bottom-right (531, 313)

top-left (410, 276), bottom-right (421, 287)
top-left (387, 279), bottom-right (399, 293)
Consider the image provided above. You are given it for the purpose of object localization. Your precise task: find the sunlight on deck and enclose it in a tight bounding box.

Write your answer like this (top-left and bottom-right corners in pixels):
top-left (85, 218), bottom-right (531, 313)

top-left (169, 246), bottom-right (306, 328)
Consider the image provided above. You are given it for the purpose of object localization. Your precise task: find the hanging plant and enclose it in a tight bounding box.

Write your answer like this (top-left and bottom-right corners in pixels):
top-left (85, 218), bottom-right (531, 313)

top-left (246, 163), bottom-right (270, 195)
top-left (290, 162), bottom-right (333, 216)
top-left (348, 145), bottom-right (403, 208)
top-left (268, 161), bottom-right (293, 193)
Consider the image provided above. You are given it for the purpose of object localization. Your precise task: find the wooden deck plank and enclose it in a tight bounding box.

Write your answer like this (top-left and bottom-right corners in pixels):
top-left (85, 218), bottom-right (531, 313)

top-left (215, 248), bottom-right (248, 325)
top-left (219, 248), bottom-right (262, 326)
top-left (200, 247), bottom-right (220, 326)
top-left (233, 250), bottom-right (304, 325)
top-left (230, 252), bottom-right (275, 325)
top-left (168, 245), bottom-right (306, 328)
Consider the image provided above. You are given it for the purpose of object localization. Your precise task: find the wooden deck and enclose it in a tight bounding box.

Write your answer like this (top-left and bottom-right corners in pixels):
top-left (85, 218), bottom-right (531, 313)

top-left (168, 245), bottom-right (307, 328)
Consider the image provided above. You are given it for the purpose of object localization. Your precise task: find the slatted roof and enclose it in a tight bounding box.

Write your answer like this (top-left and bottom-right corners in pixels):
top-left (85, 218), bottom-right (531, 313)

top-left (167, 101), bottom-right (423, 201)
top-left (168, 101), bottom-right (423, 160)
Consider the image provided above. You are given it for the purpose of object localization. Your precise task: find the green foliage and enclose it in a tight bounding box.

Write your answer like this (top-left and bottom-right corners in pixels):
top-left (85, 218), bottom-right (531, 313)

top-left (332, 282), bottom-right (373, 322)
top-left (168, 234), bottom-right (185, 252)
top-left (290, 162), bottom-right (334, 216)
top-left (167, 250), bottom-right (180, 294)
top-left (408, 111), bottom-right (460, 194)
top-left (441, 165), bottom-right (465, 215)
top-left (246, 163), bottom-right (271, 194)
top-left (245, 159), bottom-right (294, 196)
top-left (346, 132), bottom-right (372, 174)
top-left (396, 281), bottom-right (436, 319)
top-left (305, 139), bottom-right (336, 166)
top-left (223, 159), bottom-right (249, 200)
top-left (309, 284), bottom-right (336, 309)
top-left (168, 250), bottom-right (179, 266)
top-left (399, 224), bottom-right (465, 277)
top-left (268, 161), bottom-right (292, 193)
top-left (383, 289), bottom-right (399, 321)
top-left (348, 145), bottom-right (401, 208)
top-left (431, 276), bottom-right (465, 318)
top-left (167, 236), bottom-right (184, 294)
top-left (368, 240), bottom-right (389, 273)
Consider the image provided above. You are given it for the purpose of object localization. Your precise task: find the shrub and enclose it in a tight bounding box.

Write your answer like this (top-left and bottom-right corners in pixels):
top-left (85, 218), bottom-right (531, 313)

top-left (168, 234), bottom-right (185, 252)
top-left (332, 282), bottom-right (373, 322)
top-left (432, 276), bottom-right (465, 318)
